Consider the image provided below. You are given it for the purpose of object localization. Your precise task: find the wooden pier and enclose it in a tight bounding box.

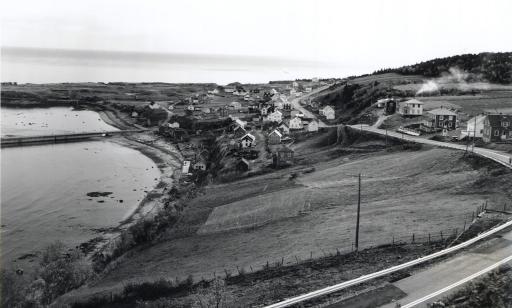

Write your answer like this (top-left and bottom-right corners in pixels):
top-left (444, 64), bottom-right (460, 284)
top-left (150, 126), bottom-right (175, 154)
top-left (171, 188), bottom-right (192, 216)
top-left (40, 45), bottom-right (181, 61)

top-left (1, 129), bottom-right (148, 148)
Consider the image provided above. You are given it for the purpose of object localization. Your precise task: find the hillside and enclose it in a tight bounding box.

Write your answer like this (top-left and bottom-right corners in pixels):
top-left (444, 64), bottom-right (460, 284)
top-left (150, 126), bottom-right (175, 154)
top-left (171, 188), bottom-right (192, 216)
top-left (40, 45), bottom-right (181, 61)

top-left (374, 52), bottom-right (512, 84)
top-left (61, 130), bottom-right (512, 305)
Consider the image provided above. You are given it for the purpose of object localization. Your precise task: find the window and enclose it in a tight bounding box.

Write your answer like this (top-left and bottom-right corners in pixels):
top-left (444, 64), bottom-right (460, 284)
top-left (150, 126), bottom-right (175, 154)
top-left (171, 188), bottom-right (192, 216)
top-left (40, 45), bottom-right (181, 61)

top-left (503, 122), bottom-right (509, 127)
top-left (439, 115), bottom-right (444, 120)
top-left (448, 122), bottom-right (452, 128)
top-left (494, 130), bottom-right (500, 136)
top-left (448, 116), bottom-right (453, 120)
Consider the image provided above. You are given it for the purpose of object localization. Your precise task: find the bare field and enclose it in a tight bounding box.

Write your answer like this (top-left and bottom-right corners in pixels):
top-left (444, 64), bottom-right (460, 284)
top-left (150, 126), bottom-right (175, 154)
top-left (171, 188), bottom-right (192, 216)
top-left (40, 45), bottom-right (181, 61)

top-left (78, 147), bottom-right (512, 298)
top-left (399, 90), bottom-right (512, 115)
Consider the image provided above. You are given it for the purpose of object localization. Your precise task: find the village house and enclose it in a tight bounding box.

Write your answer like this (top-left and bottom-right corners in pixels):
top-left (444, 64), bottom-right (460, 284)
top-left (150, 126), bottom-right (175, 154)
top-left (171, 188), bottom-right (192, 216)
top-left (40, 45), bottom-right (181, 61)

top-left (483, 114), bottom-right (512, 143)
top-left (131, 111), bottom-right (139, 118)
top-left (230, 101), bottom-right (242, 109)
top-left (233, 125), bottom-right (247, 138)
top-left (224, 87), bottom-right (235, 94)
top-left (292, 81), bottom-right (299, 88)
top-left (320, 106), bottom-right (335, 120)
top-left (193, 159), bottom-right (207, 171)
top-left (187, 105), bottom-right (195, 111)
top-left (233, 118), bottom-right (247, 129)
top-left (461, 114), bottom-right (486, 139)
top-left (312, 77), bottom-right (319, 82)
top-left (266, 110), bottom-right (283, 123)
top-left (240, 133), bottom-right (256, 148)
top-left (305, 119), bottom-right (319, 132)
top-left (398, 99), bottom-right (424, 116)
top-left (182, 161), bottom-right (191, 174)
top-left (236, 158), bottom-right (251, 173)
top-left (423, 108), bottom-right (458, 131)
top-left (376, 98), bottom-right (389, 108)
top-left (260, 105), bottom-right (272, 116)
top-left (268, 129), bottom-right (282, 144)
top-left (202, 107), bottom-right (211, 114)
top-left (278, 122), bottom-right (290, 135)
top-left (271, 88), bottom-right (279, 95)
top-left (305, 87), bottom-right (313, 93)
top-left (272, 145), bottom-right (294, 168)
top-left (288, 117), bottom-right (303, 130)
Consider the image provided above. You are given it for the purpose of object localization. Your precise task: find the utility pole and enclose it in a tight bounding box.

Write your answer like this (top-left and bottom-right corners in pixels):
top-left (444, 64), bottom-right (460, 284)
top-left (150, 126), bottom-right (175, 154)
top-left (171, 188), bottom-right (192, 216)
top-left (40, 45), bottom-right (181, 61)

top-left (472, 115), bottom-right (477, 153)
top-left (355, 173), bottom-right (361, 251)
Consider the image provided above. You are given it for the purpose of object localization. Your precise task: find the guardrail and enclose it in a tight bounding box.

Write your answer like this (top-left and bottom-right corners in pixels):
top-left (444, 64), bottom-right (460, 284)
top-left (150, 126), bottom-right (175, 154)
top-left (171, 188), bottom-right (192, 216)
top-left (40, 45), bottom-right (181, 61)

top-left (264, 218), bottom-right (512, 308)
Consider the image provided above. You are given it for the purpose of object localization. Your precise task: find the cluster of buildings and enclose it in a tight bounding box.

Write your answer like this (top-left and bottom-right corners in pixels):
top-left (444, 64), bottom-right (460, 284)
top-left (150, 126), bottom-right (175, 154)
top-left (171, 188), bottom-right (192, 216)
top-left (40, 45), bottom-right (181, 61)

top-left (376, 97), bottom-right (512, 143)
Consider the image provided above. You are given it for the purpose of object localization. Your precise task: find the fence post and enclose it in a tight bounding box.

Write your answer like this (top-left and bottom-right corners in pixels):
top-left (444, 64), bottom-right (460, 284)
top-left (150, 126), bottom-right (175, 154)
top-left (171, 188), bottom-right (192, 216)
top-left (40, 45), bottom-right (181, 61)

top-left (428, 233), bottom-right (431, 244)
top-left (463, 220), bottom-right (466, 231)
top-left (485, 200), bottom-right (488, 210)
top-left (412, 233), bottom-right (415, 243)
top-left (392, 236), bottom-right (395, 246)
top-left (440, 231), bottom-right (443, 241)
top-left (310, 251), bottom-right (313, 260)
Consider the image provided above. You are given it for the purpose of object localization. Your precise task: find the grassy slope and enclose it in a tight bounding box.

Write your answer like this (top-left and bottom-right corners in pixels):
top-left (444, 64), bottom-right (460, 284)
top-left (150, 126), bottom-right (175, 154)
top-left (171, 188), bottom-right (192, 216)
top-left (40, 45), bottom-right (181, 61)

top-left (68, 140), bottom-right (512, 301)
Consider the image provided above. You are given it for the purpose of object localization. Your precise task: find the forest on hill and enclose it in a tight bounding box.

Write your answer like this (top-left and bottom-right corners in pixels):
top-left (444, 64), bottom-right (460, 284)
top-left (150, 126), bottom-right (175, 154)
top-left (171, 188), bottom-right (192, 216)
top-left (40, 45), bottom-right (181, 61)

top-left (373, 52), bottom-right (512, 84)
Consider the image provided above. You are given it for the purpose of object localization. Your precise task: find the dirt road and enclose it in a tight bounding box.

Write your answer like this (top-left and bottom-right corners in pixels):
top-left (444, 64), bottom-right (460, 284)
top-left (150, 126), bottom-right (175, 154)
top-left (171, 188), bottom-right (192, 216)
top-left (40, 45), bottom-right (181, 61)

top-left (353, 124), bottom-right (512, 168)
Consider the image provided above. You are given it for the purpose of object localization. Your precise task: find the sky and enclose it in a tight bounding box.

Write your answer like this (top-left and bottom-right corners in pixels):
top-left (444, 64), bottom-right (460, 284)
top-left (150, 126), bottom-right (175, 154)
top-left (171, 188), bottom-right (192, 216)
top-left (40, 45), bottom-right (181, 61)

top-left (2, 0), bottom-right (512, 71)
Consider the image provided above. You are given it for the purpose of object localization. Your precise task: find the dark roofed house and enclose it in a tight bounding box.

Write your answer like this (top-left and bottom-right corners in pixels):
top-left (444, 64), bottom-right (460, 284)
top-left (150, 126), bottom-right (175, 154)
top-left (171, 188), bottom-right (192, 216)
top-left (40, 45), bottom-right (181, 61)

top-left (236, 158), bottom-right (251, 172)
top-left (423, 108), bottom-right (458, 131)
top-left (483, 114), bottom-right (512, 143)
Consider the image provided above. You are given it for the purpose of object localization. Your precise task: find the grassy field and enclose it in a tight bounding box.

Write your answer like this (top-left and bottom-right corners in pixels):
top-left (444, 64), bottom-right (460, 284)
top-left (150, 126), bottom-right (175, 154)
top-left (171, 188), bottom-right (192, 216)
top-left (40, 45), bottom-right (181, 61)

top-left (70, 139), bottom-right (512, 301)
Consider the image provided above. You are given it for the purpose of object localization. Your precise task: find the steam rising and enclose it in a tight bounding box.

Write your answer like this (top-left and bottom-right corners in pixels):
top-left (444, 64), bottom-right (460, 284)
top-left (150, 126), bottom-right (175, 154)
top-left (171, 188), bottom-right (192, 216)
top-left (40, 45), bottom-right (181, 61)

top-left (416, 67), bottom-right (490, 95)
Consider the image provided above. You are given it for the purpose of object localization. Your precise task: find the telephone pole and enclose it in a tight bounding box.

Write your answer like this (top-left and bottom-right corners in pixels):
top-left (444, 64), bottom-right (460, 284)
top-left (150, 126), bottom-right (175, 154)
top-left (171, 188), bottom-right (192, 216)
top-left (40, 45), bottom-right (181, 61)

top-left (355, 173), bottom-right (361, 251)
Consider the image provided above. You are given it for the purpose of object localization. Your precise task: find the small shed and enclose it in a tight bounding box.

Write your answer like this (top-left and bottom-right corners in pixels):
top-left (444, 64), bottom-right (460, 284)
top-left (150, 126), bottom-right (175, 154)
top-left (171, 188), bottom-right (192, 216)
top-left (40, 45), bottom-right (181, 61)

top-left (236, 158), bottom-right (251, 172)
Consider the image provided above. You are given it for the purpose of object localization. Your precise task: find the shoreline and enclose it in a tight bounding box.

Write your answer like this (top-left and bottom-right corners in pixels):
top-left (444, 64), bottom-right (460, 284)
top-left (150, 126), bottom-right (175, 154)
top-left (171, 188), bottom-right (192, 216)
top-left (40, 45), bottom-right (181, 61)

top-left (87, 107), bottom-right (183, 253)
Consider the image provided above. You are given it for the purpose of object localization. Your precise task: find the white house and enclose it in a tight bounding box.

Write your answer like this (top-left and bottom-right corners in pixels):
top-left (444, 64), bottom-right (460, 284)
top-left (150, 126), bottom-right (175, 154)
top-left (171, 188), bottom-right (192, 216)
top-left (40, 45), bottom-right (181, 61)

top-left (224, 87), bottom-right (235, 93)
top-left (289, 117), bottom-right (303, 130)
top-left (131, 111), bottom-right (139, 118)
top-left (320, 106), bottom-right (335, 120)
top-left (305, 120), bottom-right (319, 132)
top-left (462, 114), bottom-right (487, 139)
top-left (278, 122), bottom-right (290, 135)
top-left (234, 118), bottom-right (247, 129)
top-left (312, 77), bottom-right (319, 82)
top-left (398, 99), bottom-right (424, 116)
top-left (202, 107), bottom-right (211, 114)
top-left (168, 121), bottom-right (180, 128)
top-left (271, 88), bottom-right (279, 95)
top-left (292, 81), bottom-right (299, 88)
top-left (187, 105), bottom-right (195, 111)
top-left (266, 110), bottom-right (283, 123)
top-left (230, 101), bottom-right (242, 109)
top-left (240, 133), bottom-right (256, 148)
top-left (305, 87), bottom-right (313, 93)
top-left (182, 161), bottom-right (191, 174)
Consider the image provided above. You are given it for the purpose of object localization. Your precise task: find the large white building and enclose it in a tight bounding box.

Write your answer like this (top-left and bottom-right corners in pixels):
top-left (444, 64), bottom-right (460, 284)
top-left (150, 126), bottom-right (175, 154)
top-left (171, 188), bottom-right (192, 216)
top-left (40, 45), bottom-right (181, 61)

top-left (462, 114), bottom-right (487, 138)
top-left (266, 110), bottom-right (283, 123)
top-left (288, 117), bottom-right (303, 130)
top-left (398, 99), bottom-right (424, 116)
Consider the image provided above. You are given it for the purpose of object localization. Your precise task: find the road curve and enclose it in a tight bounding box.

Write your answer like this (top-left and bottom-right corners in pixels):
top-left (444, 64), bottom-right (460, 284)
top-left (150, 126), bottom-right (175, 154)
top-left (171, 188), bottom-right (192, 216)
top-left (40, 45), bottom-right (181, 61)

top-left (350, 124), bottom-right (512, 168)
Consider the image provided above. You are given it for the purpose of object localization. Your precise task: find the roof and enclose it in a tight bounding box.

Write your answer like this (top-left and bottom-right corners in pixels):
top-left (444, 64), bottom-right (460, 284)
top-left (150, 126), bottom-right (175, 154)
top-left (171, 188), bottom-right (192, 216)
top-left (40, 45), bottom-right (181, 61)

top-left (238, 158), bottom-right (251, 166)
top-left (322, 105), bottom-right (335, 112)
top-left (467, 114), bottom-right (487, 124)
top-left (402, 98), bottom-right (424, 105)
top-left (279, 122), bottom-right (289, 128)
top-left (270, 110), bottom-right (283, 115)
top-left (269, 129), bottom-right (282, 137)
top-left (240, 133), bottom-right (256, 141)
top-left (485, 114), bottom-right (512, 126)
top-left (427, 108), bottom-right (458, 116)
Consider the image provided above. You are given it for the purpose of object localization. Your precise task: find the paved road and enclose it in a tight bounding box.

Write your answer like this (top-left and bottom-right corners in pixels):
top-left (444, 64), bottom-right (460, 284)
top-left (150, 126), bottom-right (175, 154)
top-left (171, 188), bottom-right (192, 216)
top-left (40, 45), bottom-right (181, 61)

top-left (290, 85), bottom-right (331, 127)
top-left (379, 229), bottom-right (512, 307)
top-left (350, 124), bottom-right (512, 168)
